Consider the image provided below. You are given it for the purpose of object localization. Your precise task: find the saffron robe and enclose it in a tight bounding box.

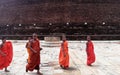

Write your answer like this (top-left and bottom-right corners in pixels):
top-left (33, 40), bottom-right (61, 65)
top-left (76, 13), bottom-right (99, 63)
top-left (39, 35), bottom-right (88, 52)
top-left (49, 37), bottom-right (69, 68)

top-left (26, 42), bottom-right (32, 63)
top-left (59, 41), bottom-right (69, 68)
top-left (86, 41), bottom-right (95, 65)
top-left (0, 41), bottom-right (13, 69)
top-left (26, 39), bottom-right (40, 71)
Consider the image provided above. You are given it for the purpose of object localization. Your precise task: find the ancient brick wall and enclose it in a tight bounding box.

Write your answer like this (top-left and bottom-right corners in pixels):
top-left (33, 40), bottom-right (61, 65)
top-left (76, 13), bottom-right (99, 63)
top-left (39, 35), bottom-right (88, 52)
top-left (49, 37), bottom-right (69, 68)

top-left (0, 0), bottom-right (120, 24)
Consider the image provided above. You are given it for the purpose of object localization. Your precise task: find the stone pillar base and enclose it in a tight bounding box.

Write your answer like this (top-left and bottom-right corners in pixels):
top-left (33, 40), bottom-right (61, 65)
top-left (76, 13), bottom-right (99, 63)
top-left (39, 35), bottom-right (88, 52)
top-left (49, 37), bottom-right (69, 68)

top-left (42, 37), bottom-right (61, 47)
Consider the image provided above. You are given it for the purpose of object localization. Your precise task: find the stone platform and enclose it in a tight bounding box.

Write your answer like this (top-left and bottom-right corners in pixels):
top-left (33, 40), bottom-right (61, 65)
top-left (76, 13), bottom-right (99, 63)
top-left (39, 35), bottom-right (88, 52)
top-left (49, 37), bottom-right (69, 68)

top-left (0, 41), bottom-right (120, 75)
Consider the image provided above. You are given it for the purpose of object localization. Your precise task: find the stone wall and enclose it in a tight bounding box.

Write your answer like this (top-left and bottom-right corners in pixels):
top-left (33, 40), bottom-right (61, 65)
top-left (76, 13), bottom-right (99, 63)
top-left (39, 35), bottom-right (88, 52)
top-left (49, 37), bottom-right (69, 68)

top-left (0, 1), bottom-right (120, 24)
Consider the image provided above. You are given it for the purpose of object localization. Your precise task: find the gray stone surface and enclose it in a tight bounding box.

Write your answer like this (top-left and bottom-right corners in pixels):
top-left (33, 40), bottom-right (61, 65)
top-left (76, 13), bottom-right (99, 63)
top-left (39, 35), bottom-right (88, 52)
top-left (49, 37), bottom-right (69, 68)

top-left (0, 41), bottom-right (120, 75)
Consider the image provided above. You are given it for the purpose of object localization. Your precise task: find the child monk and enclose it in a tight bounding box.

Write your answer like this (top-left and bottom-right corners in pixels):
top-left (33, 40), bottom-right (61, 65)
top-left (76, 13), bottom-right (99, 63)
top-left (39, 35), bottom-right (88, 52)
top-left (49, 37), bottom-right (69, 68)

top-left (59, 35), bottom-right (69, 69)
top-left (86, 36), bottom-right (95, 66)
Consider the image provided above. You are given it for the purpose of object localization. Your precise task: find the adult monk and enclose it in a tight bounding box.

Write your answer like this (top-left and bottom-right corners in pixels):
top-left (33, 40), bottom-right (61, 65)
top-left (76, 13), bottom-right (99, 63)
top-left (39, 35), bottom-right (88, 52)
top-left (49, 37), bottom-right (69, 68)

top-left (86, 36), bottom-right (95, 66)
top-left (0, 37), bottom-right (13, 72)
top-left (59, 35), bottom-right (69, 69)
top-left (26, 33), bottom-right (42, 74)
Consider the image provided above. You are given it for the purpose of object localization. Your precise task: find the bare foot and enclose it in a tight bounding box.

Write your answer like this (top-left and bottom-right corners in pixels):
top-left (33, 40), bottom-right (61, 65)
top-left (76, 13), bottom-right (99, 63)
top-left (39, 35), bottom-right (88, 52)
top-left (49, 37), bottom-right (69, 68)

top-left (26, 68), bottom-right (28, 72)
top-left (63, 66), bottom-right (69, 69)
top-left (60, 65), bottom-right (63, 68)
top-left (37, 71), bottom-right (43, 75)
top-left (60, 65), bottom-right (65, 69)
top-left (87, 64), bottom-right (92, 66)
top-left (5, 70), bottom-right (10, 72)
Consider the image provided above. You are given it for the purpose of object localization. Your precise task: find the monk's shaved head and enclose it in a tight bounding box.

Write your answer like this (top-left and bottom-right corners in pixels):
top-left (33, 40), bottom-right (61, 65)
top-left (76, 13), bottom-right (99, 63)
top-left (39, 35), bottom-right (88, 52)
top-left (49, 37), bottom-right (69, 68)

top-left (32, 33), bottom-right (38, 40)
top-left (62, 34), bottom-right (66, 41)
top-left (87, 36), bottom-right (91, 41)
top-left (1, 37), bottom-right (6, 43)
top-left (33, 33), bottom-right (37, 36)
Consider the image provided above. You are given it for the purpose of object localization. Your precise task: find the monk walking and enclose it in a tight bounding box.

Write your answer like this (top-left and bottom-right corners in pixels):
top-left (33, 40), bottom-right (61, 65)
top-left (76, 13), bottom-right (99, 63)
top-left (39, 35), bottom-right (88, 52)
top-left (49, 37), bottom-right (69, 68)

top-left (59, 35), bottom-right (69, 69)
top-left (0, 37), bottom-right (13, 72)
top-left (86, 36), bottom-right (95, 66)
top-left (26, 33), bottom-right (42, 74)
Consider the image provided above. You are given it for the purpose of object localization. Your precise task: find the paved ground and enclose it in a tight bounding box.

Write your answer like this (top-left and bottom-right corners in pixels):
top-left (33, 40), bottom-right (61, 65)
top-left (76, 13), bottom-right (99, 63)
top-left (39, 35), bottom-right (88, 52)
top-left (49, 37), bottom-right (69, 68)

top-left (0, 41), bottom-right (120, 75)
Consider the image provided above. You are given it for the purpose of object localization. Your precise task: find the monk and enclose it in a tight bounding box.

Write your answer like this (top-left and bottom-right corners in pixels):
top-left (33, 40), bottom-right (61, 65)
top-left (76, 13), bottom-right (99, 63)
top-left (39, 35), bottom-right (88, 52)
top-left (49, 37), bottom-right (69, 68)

top-left (26, 33), bottom-right (42, 74)
top-left (26, 37), bottom-right (32, 63)
top-left (86, 36), bottom-right (95, 66)
top-left (0, 37), bottom-right (13, 72)
top-left (59, 35), bottom-right (69, 69)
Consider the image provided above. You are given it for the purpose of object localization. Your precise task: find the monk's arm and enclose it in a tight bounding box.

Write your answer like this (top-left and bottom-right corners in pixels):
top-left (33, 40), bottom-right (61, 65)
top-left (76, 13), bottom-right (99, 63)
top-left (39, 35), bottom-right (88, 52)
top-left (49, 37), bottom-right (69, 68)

top-left (27, 43), bottom-right (37, 53)
top-left (30, 47), bottom-right (37, 53)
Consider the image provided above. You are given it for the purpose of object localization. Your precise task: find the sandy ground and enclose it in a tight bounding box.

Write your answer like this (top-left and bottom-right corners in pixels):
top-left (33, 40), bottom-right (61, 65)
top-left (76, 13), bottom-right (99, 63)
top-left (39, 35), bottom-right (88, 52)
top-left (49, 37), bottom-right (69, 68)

top-left (0, 40), bottom-right (120, 75)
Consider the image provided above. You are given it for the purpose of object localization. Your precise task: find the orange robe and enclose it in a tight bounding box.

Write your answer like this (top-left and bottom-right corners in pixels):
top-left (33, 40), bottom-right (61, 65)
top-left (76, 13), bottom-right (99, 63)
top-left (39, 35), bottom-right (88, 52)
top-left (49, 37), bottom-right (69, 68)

top-left (0, 41), bottom-right (13, 70)
top-left (86, 41), bottom-right (95, 65)
top-left (26, 42), bottom-right (32, 63)
top-left (26, 39), bottom-right (40, 71)
top-left (59, 41), bottom-right (69, 68)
